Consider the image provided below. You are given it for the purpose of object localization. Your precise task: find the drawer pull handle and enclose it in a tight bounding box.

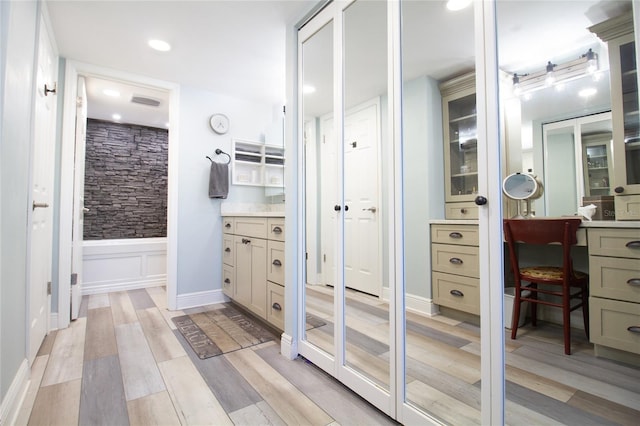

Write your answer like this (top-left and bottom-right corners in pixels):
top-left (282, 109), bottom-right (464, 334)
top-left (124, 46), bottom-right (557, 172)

top-left (225, 248), bottom-right (231, 253)
top-left (242, 238), bottom-right (251, 244)
top-left (272, 226), bottom-right (283, 234)
top-left (224, 278), bottom-right (231, 284)
top-left (272, 302), bottom-right (282, 311)
top-left (449, 232), bottom-right (463, 239)
top-left (272, 259), bottom-right (282, 266)
top-left (627, 278), bottom-right (640, 287)
top-left (627, 326), bottom-right (640, 334)
top-left (625, 241), bottom-right (640, 249)
top-left (225, 223), bottom-right (231, 228)
top-left (449, 257), bottom-right (463, 265)
top-left (450, 289), bottom-right (464, 297)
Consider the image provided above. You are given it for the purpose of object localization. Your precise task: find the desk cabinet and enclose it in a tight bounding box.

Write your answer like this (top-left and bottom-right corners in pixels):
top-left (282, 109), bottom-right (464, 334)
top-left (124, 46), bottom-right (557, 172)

top-left (222, 216), bottom-right (285, 330)
top-left (431, 223), bottom-right (480, 315)
top-left (588, 227), bottom-right (640, 359)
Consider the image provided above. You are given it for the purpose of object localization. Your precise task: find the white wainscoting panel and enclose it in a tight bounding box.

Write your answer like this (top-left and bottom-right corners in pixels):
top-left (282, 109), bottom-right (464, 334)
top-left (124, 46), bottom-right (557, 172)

top-left (82, 238), bottom-right (167, 295)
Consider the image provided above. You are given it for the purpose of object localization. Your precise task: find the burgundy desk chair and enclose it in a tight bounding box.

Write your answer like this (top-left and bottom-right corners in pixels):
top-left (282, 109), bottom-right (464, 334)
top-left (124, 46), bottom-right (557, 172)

top-left (503, 218), bottom-right (589, 355)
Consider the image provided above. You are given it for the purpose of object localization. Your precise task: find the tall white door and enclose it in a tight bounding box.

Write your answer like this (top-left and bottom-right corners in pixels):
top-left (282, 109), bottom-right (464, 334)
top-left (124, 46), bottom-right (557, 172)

top-left (28, 16), bottom-right (57, 362)
top-left (70, 76), bottom-right (87, 320)
top-left (343, 102), bottom-right (380, 296)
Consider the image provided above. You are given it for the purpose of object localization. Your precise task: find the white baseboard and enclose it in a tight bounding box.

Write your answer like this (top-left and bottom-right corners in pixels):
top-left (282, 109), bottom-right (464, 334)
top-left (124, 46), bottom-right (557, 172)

top-left (81, 278), bottom-right (165, 296)
top-left (176, 289), bottom-right (228, 310)
top-left (280, 333), bottom-right (297, 360)
top-left (381, 287), bottom-right (440, 317)
top-left (0, 359), bottom-right (29, 426)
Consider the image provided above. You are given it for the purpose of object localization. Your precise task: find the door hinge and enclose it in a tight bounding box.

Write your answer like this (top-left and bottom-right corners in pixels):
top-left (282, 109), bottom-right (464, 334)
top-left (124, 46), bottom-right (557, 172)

top-left (71, 273), bottom-right (78, 286)
top-left (305, 252), bottom-right (308, 260)
top-left (47, 281), bottom-right (52, 295)
top-left (323, 254), bottom-right (326, 262)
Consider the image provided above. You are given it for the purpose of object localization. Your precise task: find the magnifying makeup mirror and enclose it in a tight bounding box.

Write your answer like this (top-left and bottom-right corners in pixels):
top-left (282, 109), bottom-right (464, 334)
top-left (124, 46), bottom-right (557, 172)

top-left (502, 172), bottom-right (544, 218)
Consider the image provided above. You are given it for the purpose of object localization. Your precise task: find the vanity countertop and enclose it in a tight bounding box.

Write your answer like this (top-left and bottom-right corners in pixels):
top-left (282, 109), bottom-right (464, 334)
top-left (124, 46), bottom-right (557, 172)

top-left (220, 202), bottom-right (285, 218)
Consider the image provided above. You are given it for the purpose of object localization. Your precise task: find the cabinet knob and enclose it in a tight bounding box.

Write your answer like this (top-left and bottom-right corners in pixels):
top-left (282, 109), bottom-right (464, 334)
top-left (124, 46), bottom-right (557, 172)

top-left (225, 223), bottom-right (232, 228)
top-left (272, 226), bottom-right (283, 234)
top-left (242, 238), bottom-right (251, 244)
top-left (449, 257), bottom-right (463, 265)
top-left (474, 195), bottom-right (488, 206)
top-left (224, 278), bottom-right (231, 284)
top-left (450, 289), bottom-right (464, 297)
top-left (225, 248), bottom-right (231, 253)
top-left (334, 205), bottom-right (341, 211)
top-left (272, 259), bottom-right (282, 266)
top-left (627, 326), bottom-right (640, 334)
top-left (272, 302), bottom-right (282, 311)
top-left (627, 278), bottom-right (640, 287)
top-left (460, 208), bottom-right (467, 214)
top-left (449, 232), bottom-right (463, 239)
top-left (614, 186), bottom-right (625, 194)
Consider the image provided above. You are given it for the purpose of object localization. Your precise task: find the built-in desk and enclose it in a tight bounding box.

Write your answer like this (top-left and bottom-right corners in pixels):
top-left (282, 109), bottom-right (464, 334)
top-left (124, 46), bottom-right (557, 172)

top-left (429, 219), bottom-right (640, 364)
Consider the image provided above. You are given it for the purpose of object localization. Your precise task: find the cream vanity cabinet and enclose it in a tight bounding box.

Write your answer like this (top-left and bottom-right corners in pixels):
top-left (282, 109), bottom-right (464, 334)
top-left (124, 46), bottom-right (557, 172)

top-left (431, 223), bottom-right (480, 315)
top-left (590, 12), bottom-right (640, 219)
top-left (440, 72), bottom-right (479, 220)
top-left (588, 227), bottom-right (640, 362)
top-left (222, 216), bottom-right (285, 330)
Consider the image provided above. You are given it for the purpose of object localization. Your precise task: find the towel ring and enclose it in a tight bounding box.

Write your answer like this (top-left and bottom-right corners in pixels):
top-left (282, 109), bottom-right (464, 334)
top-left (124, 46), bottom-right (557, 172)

top-left (206, 148), bottom-right (231, 164)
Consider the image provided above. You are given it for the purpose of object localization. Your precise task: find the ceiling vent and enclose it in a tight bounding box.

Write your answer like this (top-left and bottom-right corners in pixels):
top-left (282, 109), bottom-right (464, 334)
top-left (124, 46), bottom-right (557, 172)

top-left (131, 95), bottom-right (161, 107)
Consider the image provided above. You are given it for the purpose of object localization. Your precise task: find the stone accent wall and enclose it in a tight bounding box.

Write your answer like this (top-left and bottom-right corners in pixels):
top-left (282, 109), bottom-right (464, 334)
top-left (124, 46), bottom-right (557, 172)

top-left (83, 119), bottom-right (168, 240)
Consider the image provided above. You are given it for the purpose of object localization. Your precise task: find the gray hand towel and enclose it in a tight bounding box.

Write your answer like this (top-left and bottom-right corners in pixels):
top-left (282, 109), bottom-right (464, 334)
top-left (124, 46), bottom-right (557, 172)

top-left (209, 162), bottom-right (229, 199)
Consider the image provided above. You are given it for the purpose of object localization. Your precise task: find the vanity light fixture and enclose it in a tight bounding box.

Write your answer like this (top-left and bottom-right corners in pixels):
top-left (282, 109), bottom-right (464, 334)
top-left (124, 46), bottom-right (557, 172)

top-left (510, 48), bottom-right (599, 96)
top-left (148, 39), bottom-right (171, 52)
top-left (446, 0), bottom-right (472, 11)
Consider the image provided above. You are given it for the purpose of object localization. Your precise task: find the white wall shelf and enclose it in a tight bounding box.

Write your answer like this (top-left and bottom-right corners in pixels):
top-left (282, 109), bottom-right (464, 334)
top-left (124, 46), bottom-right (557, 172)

top-left (232, 139), bottom-right (284, 188)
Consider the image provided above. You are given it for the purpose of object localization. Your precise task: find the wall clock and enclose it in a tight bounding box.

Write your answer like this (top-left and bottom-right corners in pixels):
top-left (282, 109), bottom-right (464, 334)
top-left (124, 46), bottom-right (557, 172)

top-left (209, 113), bottom-right (230, 135)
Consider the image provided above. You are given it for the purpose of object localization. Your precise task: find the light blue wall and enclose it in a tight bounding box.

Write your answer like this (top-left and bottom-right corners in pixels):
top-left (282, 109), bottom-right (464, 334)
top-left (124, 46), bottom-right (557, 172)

top-left (176, 86), bottom-right (279, 295)
top-left (0, 0), bottom-right (38, 401)
top-left (402, 75), bottom-right (444, 299)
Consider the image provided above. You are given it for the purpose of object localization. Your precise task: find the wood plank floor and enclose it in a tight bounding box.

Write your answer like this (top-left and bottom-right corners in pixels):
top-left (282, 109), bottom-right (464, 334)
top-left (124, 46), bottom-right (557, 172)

top-left (304, 285), bottom-right (640, 426)
top-left (17, 289), bottom-right (397, 426)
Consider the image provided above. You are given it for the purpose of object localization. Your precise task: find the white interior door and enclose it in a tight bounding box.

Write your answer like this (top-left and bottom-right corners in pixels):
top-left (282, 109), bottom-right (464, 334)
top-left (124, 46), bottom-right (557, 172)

top-left (343, 101), bottom-right (380, 296)
top-left (70, 76), bottom-right (87, 320)
top-left (28, 16), bottom-right (57, 362)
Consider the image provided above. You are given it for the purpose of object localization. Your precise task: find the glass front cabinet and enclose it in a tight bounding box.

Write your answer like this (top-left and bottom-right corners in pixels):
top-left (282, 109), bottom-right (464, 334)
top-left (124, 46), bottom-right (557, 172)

top-left (440, 72), bottom-right (479, 219)
top-left (590, 11), bottom-right (640, 219)
top-left (583, 134), bottom-right (613, 197)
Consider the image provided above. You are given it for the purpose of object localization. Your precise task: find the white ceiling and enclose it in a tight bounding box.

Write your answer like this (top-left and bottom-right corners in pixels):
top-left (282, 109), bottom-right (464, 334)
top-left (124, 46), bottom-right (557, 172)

top-left (47, 0), bottom-right (633, 127)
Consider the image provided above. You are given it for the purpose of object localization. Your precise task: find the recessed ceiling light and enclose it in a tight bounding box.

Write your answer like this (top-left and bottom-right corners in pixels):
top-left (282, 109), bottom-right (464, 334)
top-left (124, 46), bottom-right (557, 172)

top-left (103, 89), bottom-right (120, 97)
top-left (446, 0), bottom-right (472, 11)
top-left (148, 39), bottom-right (171, 52)
top-left (112, 113), bottom-right (122, 121)
top-left (303, 84), bottom-right (316, 94)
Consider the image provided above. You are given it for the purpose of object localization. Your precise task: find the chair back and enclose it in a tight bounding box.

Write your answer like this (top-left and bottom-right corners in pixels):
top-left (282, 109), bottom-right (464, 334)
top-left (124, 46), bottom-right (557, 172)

top-left (503, 218), bottom-right (583, 281)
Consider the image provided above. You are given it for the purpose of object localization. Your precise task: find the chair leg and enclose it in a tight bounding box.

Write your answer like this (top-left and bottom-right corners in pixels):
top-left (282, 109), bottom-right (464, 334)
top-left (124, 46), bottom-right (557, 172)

top-left (563, 289), bottom-right (571, 355)
top-left (530, 283), bottom-right (538, 327)
top-left (511, 292), bottom-right (522, 340)
top-left (582, 287), bottom-right (589, 339)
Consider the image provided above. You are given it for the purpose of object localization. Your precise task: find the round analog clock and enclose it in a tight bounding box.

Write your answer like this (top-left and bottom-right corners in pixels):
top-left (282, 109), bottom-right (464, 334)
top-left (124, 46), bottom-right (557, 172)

top-left (209, 113), bottom-right (230, 134)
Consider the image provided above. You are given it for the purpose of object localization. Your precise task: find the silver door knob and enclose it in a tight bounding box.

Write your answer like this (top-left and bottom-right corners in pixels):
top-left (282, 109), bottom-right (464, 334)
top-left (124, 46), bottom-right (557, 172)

top-left (362, 207), bottom-right (377, 213)
top-left (32, 202), bottom-right (49, 210)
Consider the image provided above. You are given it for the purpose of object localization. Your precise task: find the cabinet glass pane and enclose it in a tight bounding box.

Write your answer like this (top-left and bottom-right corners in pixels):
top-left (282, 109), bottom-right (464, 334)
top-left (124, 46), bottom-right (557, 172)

top-left (584, 142), bottom-right (611, 196)
top-left (448, 93), bottom-right (478, 197)
top-left (620, 41), bottom-right (640, 185)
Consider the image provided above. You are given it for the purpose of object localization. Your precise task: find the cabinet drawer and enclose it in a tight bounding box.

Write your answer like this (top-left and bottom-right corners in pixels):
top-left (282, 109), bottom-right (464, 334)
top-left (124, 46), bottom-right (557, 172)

top-left (590, 297), bottom-right (640, 355)
top-left (588, 228), bottom-right (640, 259)
top-left (268, 240), bottom-right (285, 285)
top-left (433, 271), bottom-right (480, 315)
top-left (267, 282), bottom-right (284, 330)
top-left (222, 265), bottom-right (234, 297)
top-left (223, 217), bottom-right (234, 234)
top-left (589, 256), bottom-right (640, 303)
top-left (268, 218), bottom-right (285, 242)
top-left (432, 243), bottom-right (479, 278)
top-left (234, 217), bottom-right (268, 239)
top-left (223, 234), bottom-right (234, 266)
top-left (614, 194), bottom-right (640, 221)
top-left (431, 224), bottom-right (479, 246)
top-left (445, 202), bottom-right (478, 220)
